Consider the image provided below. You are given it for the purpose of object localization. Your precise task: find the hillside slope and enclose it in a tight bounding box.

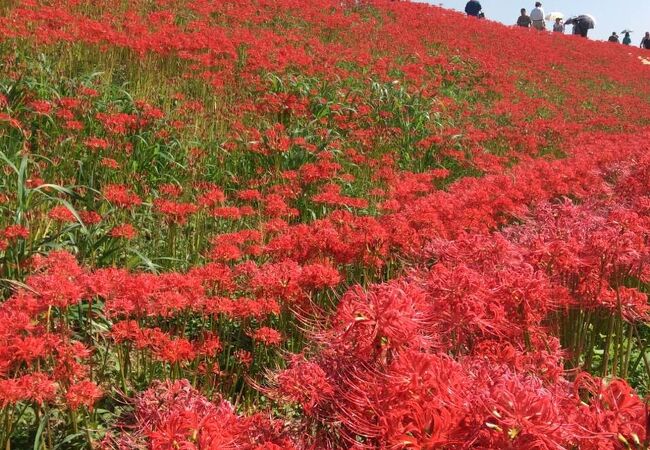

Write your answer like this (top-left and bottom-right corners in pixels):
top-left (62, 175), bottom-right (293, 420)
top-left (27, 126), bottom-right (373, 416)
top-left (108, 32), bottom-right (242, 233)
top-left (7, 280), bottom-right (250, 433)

top-left (1, 1), bottom-right (650, 448)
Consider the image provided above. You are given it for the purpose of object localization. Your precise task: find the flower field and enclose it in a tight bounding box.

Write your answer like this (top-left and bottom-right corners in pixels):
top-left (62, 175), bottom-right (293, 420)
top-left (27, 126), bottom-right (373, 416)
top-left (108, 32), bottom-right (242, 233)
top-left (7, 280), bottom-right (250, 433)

top-left (2, 0), bottom-right (650, 448)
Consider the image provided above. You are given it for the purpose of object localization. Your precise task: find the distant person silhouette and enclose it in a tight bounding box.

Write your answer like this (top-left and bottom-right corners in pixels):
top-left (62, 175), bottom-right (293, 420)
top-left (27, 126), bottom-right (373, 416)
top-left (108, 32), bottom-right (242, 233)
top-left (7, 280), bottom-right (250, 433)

top-left (642, 32), bottom-right (650, 49)
top-left (553, 18), bottom-right (564, 33)
top-left (571, 18), bottom-right (589, 38)
top-left (517, 8), bottom-right (531, 28)
top-left (465, 0), bottom-right (482, 17)
top-left (530, 2), bottom-right (545, 30)
top-left (608, 32), bottom-right (620, 43)
top-left (623, 32), bottom-right (632, 45)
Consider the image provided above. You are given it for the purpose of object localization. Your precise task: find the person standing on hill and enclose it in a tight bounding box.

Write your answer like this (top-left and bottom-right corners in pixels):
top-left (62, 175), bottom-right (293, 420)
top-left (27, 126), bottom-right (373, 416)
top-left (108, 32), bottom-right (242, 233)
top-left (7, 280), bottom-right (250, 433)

top-left (553, 18), bottom-right (564, 33)
top-left (571, 19), bottom-right (589, 38)
top-left (623, 32), bottom-right (632, 45)
top-left (641, 32), bottom-right (650, 49)
top-left (517, 8), bottom-right (532, 28)
top-left (608, 32), bottom-right (620, 43)
top-left (530, 2), bottom-right (545, 30)
top-left (464, 0), bottom-right (482, 17)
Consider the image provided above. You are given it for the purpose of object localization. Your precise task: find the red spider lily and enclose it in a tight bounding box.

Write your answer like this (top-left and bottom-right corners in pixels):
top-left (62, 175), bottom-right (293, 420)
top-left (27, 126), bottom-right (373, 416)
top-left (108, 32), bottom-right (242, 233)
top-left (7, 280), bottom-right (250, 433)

top-left (268, 355), bottom-right (334, 414)
top-left (65, 380), bottom-right (103, 411)
top-left (100, 157), bottom-right (120, 169)
top-left (323, 282), bottom-right (436, 360)
top-left (96, 112), bottom-right (139, 135)
top-left (153, 337), bottom-right (195, 364)
top-left (193, 333), bottom-right (222, 357)
top-left (188, 262), bottom-right (234, 292)
top-left (0, 373), bottom-right (57, 407)
top-left (57, 97), bottom-right (81, 109)
top-left (78, 87), bottom-right (99, 97)
top-left (79, 210), bottom-right (102, 225)
top-left (109, 223), bottom-right (138, 240)
top-left (55, 108), bottom-right (74, 121)
top-left (2, 224), bottom-right (29, 240)
top-left (109, 320), bottom-right (141, 344)
top-left (9, 333), bottom-right (59, 366)
top-left (103, 184), bottom-right (142, 208)
top-left (154, 199), bottom-right (198, 225)
top-left (263, 194), bottom-right (298, 219)
top-left (312, 183), bottom-right (368, 209)
top-left (249, 327), bottom-right (282, 347)
top-left (235, 350), bottom-right (253, 368)
top-left (28, 100), bottom-right (52, 114)
top-left (105, 380), bottom-right (289, 449)
top-left (64, 119), bottom-right (83, 131)
top-left (211, 206), bottom-right (242, 220)
top-left (83, 137), bottom-right (110, 150)
top-left (573, 374), bottom-right (647, 448)
top-left (475, 372), bottom-right (574, 449)
top-left (25, 251), bottom-right (88, 309)
top-left (158, 183), bottom-right (183, 198)
top-left (48, 205), bottom-right (77, 223)
top-left (0, 112), bottom-right (24, 131)
top-left (237, 189), bottom-right (262, 202)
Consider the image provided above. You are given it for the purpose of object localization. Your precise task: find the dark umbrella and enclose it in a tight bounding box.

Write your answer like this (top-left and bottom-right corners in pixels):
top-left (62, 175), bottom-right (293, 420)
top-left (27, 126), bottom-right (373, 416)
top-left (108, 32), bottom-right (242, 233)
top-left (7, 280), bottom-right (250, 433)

top-left (565, 14), bottom-right (596, 30)
top-left (576, 14), bottom-right (596, 29)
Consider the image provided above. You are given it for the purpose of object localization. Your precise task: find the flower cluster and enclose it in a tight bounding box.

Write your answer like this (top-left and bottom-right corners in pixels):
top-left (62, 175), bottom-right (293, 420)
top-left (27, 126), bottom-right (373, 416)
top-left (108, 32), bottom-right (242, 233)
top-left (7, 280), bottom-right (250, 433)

top-left (1, 0), bottom-right (650, 448)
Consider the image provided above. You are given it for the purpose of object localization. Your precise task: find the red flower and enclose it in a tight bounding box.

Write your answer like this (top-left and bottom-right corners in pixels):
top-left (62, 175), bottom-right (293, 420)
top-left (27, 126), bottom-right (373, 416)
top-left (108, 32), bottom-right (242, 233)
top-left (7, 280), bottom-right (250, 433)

top-left (28, 100), bottom-right (52, 114)
top-left (154, 199), bottom-right (198, 225)
top-left (78, 86), bottom-right (99, 97)
top-left (211, 206), bottom-right (241, 220)
top-left (273, 356), bottom-right (333, 414)
top-left (2, 224), bottom-right (29, 240)
top-left (83, 137), bottom-right (109, 150)
top-left (48, 205), bottom-right (77, 223)
top-left (159, 183), bottom-right (182, 198)
top-left (65, 380), bottom-right (103, 411)
top-left (96, 112), bottom-right (138, 134)
top-left (100, 157), bottom-right (120, 169)
top-left (154, 337), bottom-right (195, 364)
top-left (250, 327), bottom-right (282, 346)
top-left (109, 224), bottom-right (138, 240)
top-left (79, 210), bottom-right (102, 225)
top-left (194, 333), bottom-right (223, 357)
top-left (103, 184), bottom-right (142, 208)
top-left (234, 349), bottom-right (253, 367)
top-left (0, 113), bottom-right (23, 130)
top-left (64, 120), bottom-right (83, 131)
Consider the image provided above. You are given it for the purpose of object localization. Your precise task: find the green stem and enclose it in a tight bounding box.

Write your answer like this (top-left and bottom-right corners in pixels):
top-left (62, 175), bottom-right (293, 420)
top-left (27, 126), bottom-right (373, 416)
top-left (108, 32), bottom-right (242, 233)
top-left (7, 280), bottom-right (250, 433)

top-left (622, 323), bottom-right (634, 379)
top-left (601, 315), bottom-right (615, 377)
top-left (633, 325), bottom-right (650, 382)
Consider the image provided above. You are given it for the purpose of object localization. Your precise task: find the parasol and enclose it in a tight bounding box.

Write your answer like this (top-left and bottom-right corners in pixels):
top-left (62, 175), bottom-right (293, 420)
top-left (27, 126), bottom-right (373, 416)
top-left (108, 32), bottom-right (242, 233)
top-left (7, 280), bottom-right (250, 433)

top-left (566, 15), bottom-right (596, 30)
top-left (545, 12), bottom-right (564, 21)
top-left (578, 14), bottom-right (596, 29)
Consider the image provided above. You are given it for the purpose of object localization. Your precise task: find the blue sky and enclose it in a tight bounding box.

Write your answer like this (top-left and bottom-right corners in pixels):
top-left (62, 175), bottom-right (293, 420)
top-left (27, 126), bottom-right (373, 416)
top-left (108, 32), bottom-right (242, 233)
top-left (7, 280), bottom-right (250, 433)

top-left (416, 0), bottom-right (650, 42)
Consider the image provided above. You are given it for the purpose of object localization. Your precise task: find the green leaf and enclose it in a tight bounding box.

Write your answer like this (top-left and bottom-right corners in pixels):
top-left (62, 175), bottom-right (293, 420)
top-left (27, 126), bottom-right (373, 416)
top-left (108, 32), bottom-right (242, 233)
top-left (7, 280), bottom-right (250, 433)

top-left (33, 409), bottom-right (50, 450)
top-left (128, 249), bottom-right (160, 273)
